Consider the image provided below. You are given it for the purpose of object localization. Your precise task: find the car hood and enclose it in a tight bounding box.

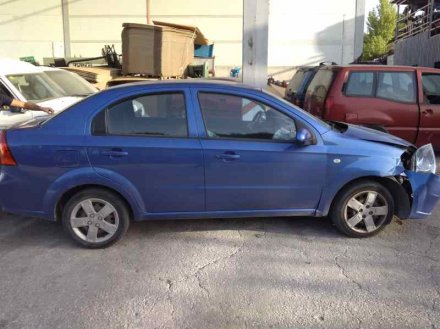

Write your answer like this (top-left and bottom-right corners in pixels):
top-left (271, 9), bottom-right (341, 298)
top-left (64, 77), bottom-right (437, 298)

top-left (33, 96), bottom-right (83, 118)
top-left (11, 116), bottom-right (49, 129)
top-left (337, 123), bottom-right (413, 148)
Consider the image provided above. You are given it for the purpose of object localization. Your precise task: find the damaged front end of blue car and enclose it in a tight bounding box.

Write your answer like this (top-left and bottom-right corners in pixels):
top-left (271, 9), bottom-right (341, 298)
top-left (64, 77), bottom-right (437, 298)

top-left (399, 144), bottom-right (440, 219)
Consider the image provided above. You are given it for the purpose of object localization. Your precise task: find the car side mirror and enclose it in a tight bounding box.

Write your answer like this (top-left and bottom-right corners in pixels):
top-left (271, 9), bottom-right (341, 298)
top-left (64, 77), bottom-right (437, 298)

top-left (296, 128), bottom-right (313, 146)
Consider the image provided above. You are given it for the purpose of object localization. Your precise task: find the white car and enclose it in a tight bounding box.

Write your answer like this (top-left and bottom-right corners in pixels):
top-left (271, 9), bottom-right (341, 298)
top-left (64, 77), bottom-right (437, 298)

top-left (0, 58), bottom-right (97, 128)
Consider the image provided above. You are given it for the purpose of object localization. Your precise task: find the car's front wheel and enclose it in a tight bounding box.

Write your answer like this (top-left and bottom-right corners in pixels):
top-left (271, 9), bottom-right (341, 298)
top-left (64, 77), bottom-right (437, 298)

top-left (330, 181), bottom-right (394, 238)
top-left (62, 188), bottom-right (130, 248)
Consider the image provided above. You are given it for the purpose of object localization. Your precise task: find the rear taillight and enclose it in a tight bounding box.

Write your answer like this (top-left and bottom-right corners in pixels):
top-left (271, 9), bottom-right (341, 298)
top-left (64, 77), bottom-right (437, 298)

top-left (0, 131), bottom-right (17, 166)
top-left (323, 96), bottom-right (334, 119)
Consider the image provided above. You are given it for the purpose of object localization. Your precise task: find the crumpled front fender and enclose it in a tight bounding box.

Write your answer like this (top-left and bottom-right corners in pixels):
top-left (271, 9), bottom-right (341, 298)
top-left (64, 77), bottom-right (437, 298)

top-left (405, 171), bottom-right (440, 219)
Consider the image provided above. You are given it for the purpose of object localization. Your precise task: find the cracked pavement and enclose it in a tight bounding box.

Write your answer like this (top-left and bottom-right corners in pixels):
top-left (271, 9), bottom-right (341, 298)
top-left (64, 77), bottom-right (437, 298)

top-left (0, 210), bottom-right (439, 329)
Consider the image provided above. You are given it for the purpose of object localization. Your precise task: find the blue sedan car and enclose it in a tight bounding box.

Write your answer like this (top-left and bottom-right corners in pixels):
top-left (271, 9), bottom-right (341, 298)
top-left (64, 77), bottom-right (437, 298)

top-left (0, 80), bottom-right (439, 248)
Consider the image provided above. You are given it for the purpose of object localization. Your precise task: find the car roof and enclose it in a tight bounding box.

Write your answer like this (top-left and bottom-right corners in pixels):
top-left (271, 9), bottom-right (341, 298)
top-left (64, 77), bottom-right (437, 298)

top-left (295, 66), bottom-right (315, 71)
top-left (107, 78), bottom-right (260, 92)
top-left (0, 58), bottom-right (61, 75)
top-left (317, 64), bottom-right (440, 73)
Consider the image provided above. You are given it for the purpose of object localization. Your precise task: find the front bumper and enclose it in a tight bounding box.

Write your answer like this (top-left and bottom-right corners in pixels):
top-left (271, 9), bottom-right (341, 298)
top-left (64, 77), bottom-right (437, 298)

top-left (406, 171), bottom-right (440, 219)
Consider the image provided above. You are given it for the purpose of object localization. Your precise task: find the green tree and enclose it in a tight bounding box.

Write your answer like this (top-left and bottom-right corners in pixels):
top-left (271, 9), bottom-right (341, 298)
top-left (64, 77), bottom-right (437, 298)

top-left (363, 0), bottom-right (397, 60)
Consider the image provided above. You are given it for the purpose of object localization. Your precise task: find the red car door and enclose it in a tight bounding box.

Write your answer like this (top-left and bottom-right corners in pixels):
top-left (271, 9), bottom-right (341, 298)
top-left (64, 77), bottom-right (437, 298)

top-left (417, 70), bottom-right (440, 150)
top-left (334, 70), bottom-right (419, 144)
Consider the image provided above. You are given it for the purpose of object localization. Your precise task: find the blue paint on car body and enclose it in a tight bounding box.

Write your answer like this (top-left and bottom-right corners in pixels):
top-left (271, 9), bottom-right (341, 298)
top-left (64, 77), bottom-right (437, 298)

top-left (405, 171), bottom-right (440, 219)
top-left (0, 80), bottom-right (437, 230)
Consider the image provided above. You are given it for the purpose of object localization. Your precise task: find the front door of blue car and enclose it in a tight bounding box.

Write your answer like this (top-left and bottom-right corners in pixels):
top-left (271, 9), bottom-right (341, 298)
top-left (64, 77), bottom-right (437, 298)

top-left (193, 89), bottom-right (326, 213)
top-left (86, 89), bottom-right (204, 213)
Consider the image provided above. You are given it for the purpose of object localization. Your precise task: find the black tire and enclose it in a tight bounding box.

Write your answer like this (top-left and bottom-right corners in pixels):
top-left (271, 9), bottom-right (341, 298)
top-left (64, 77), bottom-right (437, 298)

top-left (62, 188), bottom-right (130, 248)
top-left (329, 180), bottom-right (394, 238)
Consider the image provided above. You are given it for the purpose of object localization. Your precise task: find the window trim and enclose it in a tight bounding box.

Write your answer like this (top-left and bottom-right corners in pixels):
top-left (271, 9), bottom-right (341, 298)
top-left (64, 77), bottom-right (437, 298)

top-left (0, 80), bottom-right (14, 98)
top-left (421, 73), bottom-right (440, 105)
top-left (343, 71), bottom-right (376, 98)
top-left (91, 91), bottom-right (190, 138)
top-left (196, 91), bottom-right (304, 144)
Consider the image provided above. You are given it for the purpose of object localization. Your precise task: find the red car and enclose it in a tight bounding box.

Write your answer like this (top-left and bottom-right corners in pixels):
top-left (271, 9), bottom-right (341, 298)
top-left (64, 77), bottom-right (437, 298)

top-left (303, 65), bottom-right (440, 149)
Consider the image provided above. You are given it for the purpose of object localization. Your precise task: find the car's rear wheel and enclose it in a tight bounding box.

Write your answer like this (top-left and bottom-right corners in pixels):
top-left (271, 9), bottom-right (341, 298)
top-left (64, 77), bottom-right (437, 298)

top-left (330, 181), bottom-right (394, 238)
top-left (62, 188), bottom-right (130, 248)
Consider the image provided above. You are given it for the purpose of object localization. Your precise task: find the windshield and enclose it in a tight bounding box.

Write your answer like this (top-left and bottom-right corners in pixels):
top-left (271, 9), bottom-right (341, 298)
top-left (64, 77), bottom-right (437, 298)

top-left (6, 71), bottom-right (95, 102)
top-left (45, 71), bottom-right (96, 96)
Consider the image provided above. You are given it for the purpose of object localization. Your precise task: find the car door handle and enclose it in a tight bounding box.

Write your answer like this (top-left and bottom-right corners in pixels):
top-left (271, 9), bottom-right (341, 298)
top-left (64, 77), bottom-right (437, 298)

top-left (101, 149), bottom-right (128, 157)
top-left (422, 109), bottom-right (434, 116)
top-left (215, 152), bottom-right (240, 161)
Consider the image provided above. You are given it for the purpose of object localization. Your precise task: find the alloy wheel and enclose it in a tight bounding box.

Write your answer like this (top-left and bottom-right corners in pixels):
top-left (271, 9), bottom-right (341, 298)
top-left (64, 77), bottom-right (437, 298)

top-left (343, 191), bottom-right (389, 234)
top-left (70, 198), bottom-right (119, 243)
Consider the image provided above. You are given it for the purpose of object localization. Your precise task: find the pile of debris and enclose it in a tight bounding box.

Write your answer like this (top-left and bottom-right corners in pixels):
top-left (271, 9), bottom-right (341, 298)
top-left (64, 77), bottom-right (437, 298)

top-left (63, 66), bottom-right (121, 89)
top-left (122, 21), bottom-right (213, 78)
top-left (54, 21), bottom-right (215, 88)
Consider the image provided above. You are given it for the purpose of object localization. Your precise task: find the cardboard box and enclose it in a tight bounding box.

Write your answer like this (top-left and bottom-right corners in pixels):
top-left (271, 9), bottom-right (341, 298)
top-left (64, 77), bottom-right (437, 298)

top-left (122, 23), bottom-right (195, 77)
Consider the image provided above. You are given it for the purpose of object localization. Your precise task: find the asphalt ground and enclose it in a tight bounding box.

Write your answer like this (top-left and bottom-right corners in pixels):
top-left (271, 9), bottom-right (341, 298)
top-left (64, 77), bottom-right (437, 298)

top-left (0, 201), bottom-right (439, 329)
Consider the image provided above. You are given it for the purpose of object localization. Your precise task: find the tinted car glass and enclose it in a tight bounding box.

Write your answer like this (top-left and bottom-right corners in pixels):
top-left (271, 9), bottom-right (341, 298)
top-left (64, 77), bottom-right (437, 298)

top-left (422, 73), bottom-right (440, 104)
top-left (0, 82), bottom-right (13, 97)
top-left (102, 93), bottom-right (187, 137)
top-left (289, 70), bottom-right (306, 93)
top-left (198, 92), bottom-right (296, 141)
top-left (306, 69), bottom-right (335, 104)
top-left (376, 72), bottom-right (416, 103)
top-left (345, 72), bottom-right (374, 96)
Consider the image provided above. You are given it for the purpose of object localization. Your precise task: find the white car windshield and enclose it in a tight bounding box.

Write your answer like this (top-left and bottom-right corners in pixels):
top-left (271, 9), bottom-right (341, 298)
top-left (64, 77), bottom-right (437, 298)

top-left (6, 70), bottom-right (95, 102)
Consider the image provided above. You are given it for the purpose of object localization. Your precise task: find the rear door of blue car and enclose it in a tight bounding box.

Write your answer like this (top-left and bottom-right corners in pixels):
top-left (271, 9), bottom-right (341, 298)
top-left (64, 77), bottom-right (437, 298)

top-left (86, 87), bottom-right (204, 214)
top-left (190, 86), bottom-right (327, 214)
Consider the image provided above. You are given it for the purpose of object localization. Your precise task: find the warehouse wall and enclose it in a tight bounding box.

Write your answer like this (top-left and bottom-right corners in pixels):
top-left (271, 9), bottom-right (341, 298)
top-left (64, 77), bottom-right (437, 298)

top-left (268, 0), bottom-right (365, 79)
top-left (0, 0), bottom-right (364, 79)
top-left (0, 0), bottom-right (64, 62)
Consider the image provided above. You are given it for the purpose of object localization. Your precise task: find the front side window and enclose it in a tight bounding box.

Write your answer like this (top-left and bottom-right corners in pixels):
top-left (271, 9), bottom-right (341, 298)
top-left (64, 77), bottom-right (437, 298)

top-left (7, 73), bottom-right (65, 102)
top-left (376, 72), bottom-right (416, 103)
top-left (345, 72), bottom-right (374, 96)
top-left (198, 92), bottom-right (296, 141)
top-left (422, 73), bottom-right (440, 104)
top-left (94, 92), bottom-right (187, 137)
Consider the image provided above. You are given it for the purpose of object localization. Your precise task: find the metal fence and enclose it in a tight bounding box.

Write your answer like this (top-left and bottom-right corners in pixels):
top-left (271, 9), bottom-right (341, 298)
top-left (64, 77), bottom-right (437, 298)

top-left (395, 0), bottom-right (440, 41)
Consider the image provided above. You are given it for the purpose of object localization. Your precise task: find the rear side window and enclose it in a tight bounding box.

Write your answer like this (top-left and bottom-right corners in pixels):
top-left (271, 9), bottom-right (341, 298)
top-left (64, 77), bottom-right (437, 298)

top-left (376, 72), bottom-right (416, 103)
top-left (289, 70), bottom-right (306, 93)
top-left (306, 70), bottom-right (335, 103)
top-left (345, 72), bottom-right (374, 96)
top-left (422, 74), bottom-right (440, 104)
top-left (92, 92), bottom-right (187, 137)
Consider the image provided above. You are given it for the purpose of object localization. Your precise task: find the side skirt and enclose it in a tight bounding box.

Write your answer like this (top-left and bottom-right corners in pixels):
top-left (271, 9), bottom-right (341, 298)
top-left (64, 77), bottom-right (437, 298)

top-left (137, 209), bottom-right (316, 221)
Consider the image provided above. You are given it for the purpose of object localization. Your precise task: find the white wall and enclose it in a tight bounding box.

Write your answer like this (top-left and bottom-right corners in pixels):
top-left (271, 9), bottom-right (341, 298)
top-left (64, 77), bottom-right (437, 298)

top-left (0, 0), bottom-right (64, 62)
top-left (68, 0), bottom-right (242, 76)
top-left (268, 0), bottom-right (364, 79)
top-left (0, 0), bottom-right (364, 79)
